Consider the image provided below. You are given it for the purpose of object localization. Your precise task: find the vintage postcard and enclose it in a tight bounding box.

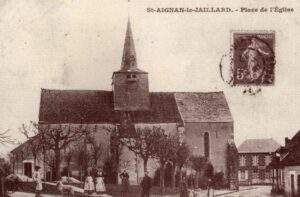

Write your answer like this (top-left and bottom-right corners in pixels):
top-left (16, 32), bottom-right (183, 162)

top-left (0, 0), bottom-right (299, 197)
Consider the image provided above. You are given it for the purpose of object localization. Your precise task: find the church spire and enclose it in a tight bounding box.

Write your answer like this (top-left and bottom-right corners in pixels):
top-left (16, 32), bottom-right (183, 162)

top-left (112, 17), bottom-right (150, 111)
top-left (121, 19), bottom-right (138, 71)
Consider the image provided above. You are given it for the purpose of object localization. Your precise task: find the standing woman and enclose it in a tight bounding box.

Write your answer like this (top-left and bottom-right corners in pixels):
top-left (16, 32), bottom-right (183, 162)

top-left (33, 166), bottom-right (43, 197)
top-left (95, 170), bottom-right (106, 194)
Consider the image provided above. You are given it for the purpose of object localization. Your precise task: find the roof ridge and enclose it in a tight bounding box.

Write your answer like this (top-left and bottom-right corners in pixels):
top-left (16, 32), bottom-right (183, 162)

top-left (150, 91), bottom-right (225, 94)
top-left (42, 89), bottom-right (225, 94)
top-left (42, 88), bottom-right (112, 92)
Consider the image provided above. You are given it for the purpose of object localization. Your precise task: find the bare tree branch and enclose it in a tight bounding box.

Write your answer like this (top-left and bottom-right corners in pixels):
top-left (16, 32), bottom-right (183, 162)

top-left (0, 129), bottom-right (15, 144)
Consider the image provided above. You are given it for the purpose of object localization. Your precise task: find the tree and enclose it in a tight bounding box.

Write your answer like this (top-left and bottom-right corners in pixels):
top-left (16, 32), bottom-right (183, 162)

top-left (19, 123), bottom-right (42, 166)
top-left (43, 149), bottom-right (56, 181)
top-left (189, 155), bottom-right (207, 188)
top-left (121, 126), bottom-right (163, 173)
top-left (226, 141), bottom-right (239, 190)
top-left (63, 146), bottom-right (76, 177)
top-left (74, 142), bottom-right (91, 181)
top-left (0, 160), bottom-right (12, 197)
top-left (38, 124), bottom-right (88, 180)
top-left (102, 125), bottom-right (123, 184)
top-left (86, 126), bottom-right (107, 168)
top-left (154, 132), bottom-right (181, 190)
top-left (169, 142), bottom-right (190, 188)
top-left (0, 130), bottom-right (14, 145)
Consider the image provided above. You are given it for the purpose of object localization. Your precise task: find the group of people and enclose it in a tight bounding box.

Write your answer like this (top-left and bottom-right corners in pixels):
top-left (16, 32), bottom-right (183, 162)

top-left (32, 165), bottom-right (106, 196)
top-left (84, 169), bottom-right (106, 195)
top-left (119, 170), bottom-right (152, 197)
top-left (31, 166), bottom-right (160, 197)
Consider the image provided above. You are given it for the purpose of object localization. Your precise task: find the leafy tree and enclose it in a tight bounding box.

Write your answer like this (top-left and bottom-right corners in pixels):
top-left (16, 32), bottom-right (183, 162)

top-left (169, 142), bottom-right (190, 188)
top-left (73, 140), bottom-right (92, 181)
top-left (189, 155), bottom-right (207, 188)
top-left (102, 125), bottom-right (123, 184)
top-left (0, 160), bottom-right (12, 197)
top-left (154, 132), bottom-right (180, 189)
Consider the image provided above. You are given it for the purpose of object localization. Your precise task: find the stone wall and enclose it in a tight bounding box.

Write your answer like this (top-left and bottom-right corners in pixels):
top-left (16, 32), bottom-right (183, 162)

top-left (113, 72), bottom-right (150, 111)
top-left (184, 122), bottom-right (234, 174)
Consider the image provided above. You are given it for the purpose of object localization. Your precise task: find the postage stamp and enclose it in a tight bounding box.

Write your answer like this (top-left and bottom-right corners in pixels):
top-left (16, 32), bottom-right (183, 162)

top-left (231, 31), bottom-right (275, 86)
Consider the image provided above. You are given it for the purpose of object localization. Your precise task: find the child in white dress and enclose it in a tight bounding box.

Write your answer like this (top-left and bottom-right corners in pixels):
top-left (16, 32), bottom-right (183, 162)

top-left (84, 172), bottom-right (95, 194)
top-left (95, 170), bottom-right (106, 194)
top-left (33, 166), bottom-right (43, 197)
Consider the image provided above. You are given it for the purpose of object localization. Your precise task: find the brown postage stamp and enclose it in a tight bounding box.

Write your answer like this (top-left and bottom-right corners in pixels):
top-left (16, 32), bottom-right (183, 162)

top-left (231, 31), bottom-right (275, 86)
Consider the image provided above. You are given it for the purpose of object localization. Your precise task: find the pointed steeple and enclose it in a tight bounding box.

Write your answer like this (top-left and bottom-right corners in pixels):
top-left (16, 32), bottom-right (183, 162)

top-left (121, 19), bottom-right (138, 71)
top-left (112, 18), bottom-right (150, 111)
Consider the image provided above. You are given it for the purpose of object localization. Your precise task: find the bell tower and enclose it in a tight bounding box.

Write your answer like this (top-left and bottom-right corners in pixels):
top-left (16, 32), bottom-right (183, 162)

top-left (112, 20), bottom-right (150, 111)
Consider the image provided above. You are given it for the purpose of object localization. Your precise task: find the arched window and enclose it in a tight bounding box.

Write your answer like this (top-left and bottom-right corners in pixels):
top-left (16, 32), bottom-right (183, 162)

top-left (204, 132), bottom-right (210, 158)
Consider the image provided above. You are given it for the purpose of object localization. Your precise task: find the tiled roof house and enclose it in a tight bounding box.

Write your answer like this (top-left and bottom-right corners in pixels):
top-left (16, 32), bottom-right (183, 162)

top-left (237, 139), bottom-right (280, 185)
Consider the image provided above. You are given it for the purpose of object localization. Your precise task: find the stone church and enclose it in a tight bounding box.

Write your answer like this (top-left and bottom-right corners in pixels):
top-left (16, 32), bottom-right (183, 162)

top-left (11, 20), bottom-right (236, 185)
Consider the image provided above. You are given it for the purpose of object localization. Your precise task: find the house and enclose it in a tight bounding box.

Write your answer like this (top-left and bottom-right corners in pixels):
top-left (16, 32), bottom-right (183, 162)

top-left (238, 138), bottom-right (280, 185)
top-left (271, 131), bottom-right (300, 196)
top-left (10, 19), bottom-right (236, 185)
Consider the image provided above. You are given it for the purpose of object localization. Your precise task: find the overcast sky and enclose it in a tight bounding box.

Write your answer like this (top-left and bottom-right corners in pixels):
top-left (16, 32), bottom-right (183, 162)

top-left (0, 0), bottom-right (299, 154)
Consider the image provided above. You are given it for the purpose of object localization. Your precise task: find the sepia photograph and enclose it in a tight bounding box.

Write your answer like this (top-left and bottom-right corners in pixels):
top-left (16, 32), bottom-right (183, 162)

top-left (0, 0), bottom-right (299, 196)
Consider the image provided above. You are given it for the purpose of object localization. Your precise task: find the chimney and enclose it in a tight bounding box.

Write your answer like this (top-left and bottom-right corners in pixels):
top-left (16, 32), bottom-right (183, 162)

top-left (285, 137), bottom-right (290, 147)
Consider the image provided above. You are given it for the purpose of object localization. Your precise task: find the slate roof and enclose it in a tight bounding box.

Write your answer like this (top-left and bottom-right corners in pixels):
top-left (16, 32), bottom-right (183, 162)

top-left (174, 92), bottom-right (233, 122)
top-left (38, 89), bottom-right (232, 124)
top-left (238, 139), bottom-right (280, 153)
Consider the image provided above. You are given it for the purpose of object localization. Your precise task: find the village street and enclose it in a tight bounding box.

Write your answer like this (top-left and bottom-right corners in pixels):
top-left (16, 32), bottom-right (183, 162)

top-left (212, 186), bottom-right (282, 197)
top-left (9, 186), bottom-right (278, 197)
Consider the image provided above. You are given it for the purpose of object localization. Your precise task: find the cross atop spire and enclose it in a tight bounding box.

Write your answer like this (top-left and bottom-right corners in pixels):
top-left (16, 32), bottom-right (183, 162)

top-left (120, 19), bottom-right (139, 72)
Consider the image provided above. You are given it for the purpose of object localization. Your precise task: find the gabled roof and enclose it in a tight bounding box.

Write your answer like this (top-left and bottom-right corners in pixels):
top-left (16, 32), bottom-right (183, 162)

top-left (174, 92), bottom-right (233, 122)
top-left (10, 134), bottom-right (40, 154)
top-left (39, 89), bottom-right (232, 124)
top-left (238, 138), bottom-right (280, 153)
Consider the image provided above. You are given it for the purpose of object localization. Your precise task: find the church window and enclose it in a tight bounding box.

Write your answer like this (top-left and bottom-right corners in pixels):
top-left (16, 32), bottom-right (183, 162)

top-left (204, 132), bottom-right (210, 158)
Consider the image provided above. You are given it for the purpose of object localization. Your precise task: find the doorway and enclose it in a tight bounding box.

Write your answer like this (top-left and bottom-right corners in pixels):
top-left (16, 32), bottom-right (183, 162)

top-left (24, 162), bottom-right (32, 178)
top-left (291, 174), bottom-right (295, 196)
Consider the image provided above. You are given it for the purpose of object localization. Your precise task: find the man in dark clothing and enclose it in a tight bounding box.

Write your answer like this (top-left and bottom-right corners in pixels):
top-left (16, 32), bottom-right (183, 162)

top-left (140, 172), bottom-right (152, 197)
top-left (120, 170), bottom-right (130, 196)
top-left (180, 177), bottom-right (189, 197)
